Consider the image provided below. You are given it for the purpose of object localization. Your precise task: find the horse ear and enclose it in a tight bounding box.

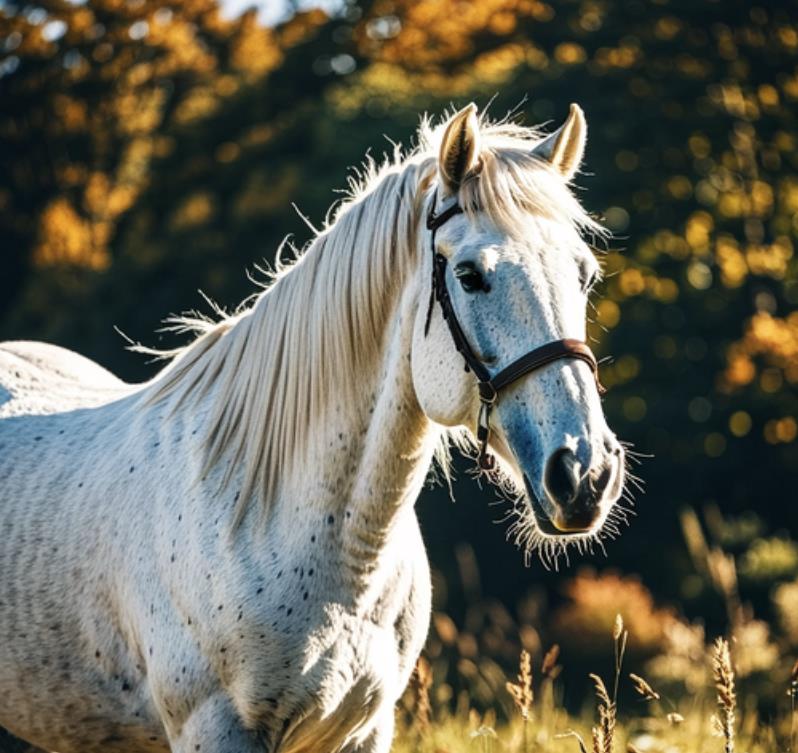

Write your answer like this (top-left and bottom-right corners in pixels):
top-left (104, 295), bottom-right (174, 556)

top-left (438, 103), bottom-right (481, 196)
top-left (531, 103), bottom-right (586, 181)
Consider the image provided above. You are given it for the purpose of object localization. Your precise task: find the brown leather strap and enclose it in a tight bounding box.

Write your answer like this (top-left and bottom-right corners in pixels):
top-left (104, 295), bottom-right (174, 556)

top-left (423, 193), bottom-right (606, 470)
top-left (490, 339), bottom-right (605, 396)
top-left (426, 200), bottom-right (464, 231)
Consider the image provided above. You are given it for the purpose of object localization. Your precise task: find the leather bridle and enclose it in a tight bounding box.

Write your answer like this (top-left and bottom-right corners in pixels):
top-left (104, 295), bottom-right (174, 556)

top-left (423, 193), bottom-right (606, 471)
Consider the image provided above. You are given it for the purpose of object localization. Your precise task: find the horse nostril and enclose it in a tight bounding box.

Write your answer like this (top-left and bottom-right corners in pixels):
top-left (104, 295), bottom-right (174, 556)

top-left (545, 447), bottom-right (580, 506)
top-left (591, 463), bottom-right (612, 496)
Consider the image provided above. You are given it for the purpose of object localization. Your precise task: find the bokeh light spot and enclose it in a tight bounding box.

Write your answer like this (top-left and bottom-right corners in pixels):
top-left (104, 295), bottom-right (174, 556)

top-left (554, 42), bottom-right (586, 64)
top-left (615, 150), bottom-right (639, 172)
top-left (654, 335), bottom-right (677, 360)
top-left (42, 19), bottom-right (67, 42)
top-left (729, 411), bottom-right (752, 437)
top-left (603, 206), bottom-right (630, 232)
top-left (688, 397), bottom-right (712, 423)
top-left (622, 396), bottom-right (647, 422)
top-left (686, 261), bottom-right (713, 290)
top-left (596, 299), bottom-right (620, 328)
top-left (704, 432), bottom-right (727, 457)
top-left (760, 368), bottom-right (783, 393)
top-left (765, 417), bottom-right (797, 444)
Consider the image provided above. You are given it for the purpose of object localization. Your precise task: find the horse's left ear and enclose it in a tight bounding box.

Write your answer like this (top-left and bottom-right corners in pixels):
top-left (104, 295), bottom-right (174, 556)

top-left (531, 103), bottom-right (586, 182)
top-left (438, 103), bottom-right (481, 197)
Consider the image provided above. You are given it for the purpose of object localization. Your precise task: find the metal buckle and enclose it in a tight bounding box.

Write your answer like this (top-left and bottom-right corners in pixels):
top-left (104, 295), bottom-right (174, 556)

top-left (478, 381), bottom-right (497, 405)
top-left (477, 401), bottom-right (491, 440)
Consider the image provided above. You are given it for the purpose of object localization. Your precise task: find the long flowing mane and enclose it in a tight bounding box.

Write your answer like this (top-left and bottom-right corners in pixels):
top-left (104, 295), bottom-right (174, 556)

top-left (138, 113), bottom-right (603, 520)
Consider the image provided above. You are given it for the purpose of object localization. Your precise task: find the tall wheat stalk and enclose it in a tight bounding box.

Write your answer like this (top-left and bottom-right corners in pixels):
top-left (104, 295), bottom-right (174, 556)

top-left (582, 615), bottom-right (627, 753)
top-left (589, 672), bottom-right (616, 753)
top-left (506, 649), bottom-right (533, 752)
top-left (612, 614), bottom-right (628, 705)
top-left (712, 638), bottom-right (736, 753)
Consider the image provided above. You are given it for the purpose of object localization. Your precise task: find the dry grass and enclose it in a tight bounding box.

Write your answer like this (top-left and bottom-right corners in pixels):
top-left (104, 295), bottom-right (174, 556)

top-left (506, 649), bottom-right (533, 752)
top-left (506, 649), bottom-right (533, 721)
top-left (790, 659), bottom-right (798, 753)
top-left (711, 637), bottom-right (737, 753)
top-left (394, 514), bottom-right (797, 752)
top-left (392, 615), bottom-right (792, 753)
top-left (410, 656), bottom-right (433, 739)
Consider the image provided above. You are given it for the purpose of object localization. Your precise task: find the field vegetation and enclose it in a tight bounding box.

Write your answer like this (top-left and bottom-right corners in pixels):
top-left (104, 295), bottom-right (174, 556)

top-left (393, 508), bottom-right (798, 752)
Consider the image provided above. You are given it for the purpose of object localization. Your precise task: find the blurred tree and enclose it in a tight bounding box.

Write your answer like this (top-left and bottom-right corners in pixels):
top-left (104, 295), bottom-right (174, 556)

top-left (0, 0), bottom-right (330, 328)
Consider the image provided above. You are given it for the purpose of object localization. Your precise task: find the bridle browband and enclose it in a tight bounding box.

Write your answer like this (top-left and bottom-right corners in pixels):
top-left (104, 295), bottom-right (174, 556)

top-left (423, 193), bottom-right (606, 471)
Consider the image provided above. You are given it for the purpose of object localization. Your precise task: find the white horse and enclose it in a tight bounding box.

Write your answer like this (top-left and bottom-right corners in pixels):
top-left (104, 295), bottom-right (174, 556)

top-left (0, 103), bottom-right (626, 753)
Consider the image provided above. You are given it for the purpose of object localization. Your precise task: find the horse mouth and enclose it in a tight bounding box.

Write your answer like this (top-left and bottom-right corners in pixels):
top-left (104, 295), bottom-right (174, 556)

top-left (522, 474), bottom-right (591, 538)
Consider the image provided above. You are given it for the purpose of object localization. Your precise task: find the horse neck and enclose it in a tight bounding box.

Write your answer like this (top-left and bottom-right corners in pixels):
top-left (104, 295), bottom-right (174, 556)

top-left (145, 161), bottom-right (442, 581)
top-left (342, 284), bottom-right (439, 571)
top-left (274, 277), bottom-right (439, 581)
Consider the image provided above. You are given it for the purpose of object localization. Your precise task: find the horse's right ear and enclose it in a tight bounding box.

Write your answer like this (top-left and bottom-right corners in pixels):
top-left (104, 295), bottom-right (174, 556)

top-left (438, 103), bottom-right (481, 197)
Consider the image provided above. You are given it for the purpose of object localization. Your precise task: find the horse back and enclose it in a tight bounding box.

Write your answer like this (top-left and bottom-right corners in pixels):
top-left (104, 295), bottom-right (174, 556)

top-left (0, 340), bottom-right (128, 418)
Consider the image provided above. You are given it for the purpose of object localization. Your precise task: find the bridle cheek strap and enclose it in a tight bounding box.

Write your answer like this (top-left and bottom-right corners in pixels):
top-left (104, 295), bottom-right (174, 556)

top-left (424, 194), bottom-right (606, 471)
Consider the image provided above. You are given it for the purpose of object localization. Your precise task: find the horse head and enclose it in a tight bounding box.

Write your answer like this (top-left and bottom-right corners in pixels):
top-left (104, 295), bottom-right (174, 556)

top-left (411, 104), bottom-right (627, 561)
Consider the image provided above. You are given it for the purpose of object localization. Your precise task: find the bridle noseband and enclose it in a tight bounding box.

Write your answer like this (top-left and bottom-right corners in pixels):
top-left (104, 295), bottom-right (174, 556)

top-left (423, 193), bottom-right (606, 471)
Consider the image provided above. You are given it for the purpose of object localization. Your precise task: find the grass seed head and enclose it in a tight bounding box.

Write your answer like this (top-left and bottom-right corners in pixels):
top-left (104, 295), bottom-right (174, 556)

top-left (588, 673), bottom-right (616, 753)
top-left (712, 638), bottom-right (736, 752)
top-left (542, 643), bottom-right (561, 677)
top-left (713, 638), bottom-right (736, 711)
top-left (629, 673), bottom-right (660, 701)
top-left (590, 673), bottom-right (612, 707)
top-left (506, 648), bottom-right (533, 720)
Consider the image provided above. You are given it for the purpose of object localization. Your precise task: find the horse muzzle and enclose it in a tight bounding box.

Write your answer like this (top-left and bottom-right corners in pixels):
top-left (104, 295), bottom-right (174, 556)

top-left (524, 440), bottom-right (624, 536)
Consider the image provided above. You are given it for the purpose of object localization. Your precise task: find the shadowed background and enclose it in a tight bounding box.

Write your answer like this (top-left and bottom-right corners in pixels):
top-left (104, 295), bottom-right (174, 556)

top-left (2, 0), bottom-right (798, 720)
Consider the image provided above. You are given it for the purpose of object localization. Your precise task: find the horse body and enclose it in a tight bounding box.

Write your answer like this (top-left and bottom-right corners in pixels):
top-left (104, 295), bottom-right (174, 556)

top-left (1, 104), bottom-right (627, 752)
top-left (0, 292), bottom-right (433, 753)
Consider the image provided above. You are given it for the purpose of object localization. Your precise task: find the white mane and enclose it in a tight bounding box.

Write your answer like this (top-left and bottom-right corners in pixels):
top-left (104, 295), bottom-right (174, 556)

top-left (138, 114), bottom-right (603, 520)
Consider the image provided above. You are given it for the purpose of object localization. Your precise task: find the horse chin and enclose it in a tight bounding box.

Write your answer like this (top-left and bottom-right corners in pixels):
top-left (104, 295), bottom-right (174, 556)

top-left (514, 490), bottom-right (612, 571)
top-left (525, 484), bottom-right (603, 540)
top-left (484, 439), bottom-right (619, 566)
top-left (529, 499), bottom-right (570, 537)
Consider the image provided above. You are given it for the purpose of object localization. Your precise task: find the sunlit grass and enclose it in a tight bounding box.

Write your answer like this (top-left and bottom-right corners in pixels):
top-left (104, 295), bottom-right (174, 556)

top-left (391, 508), bottom-right (798, 753)
top-left (393, 616), bottom-right (795, 753)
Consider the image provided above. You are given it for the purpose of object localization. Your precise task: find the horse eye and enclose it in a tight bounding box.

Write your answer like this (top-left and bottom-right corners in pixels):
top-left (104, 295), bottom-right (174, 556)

top-left (454, 262), bottom-right (489, 293)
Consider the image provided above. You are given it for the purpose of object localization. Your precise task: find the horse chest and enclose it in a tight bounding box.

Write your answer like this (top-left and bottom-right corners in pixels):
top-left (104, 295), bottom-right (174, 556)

top-left (280, 591), bottom-right (426, 744)
top-left (224, 539), bottom-right (427, 751)
top-left (143, 513), bottom-right (430, 752)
